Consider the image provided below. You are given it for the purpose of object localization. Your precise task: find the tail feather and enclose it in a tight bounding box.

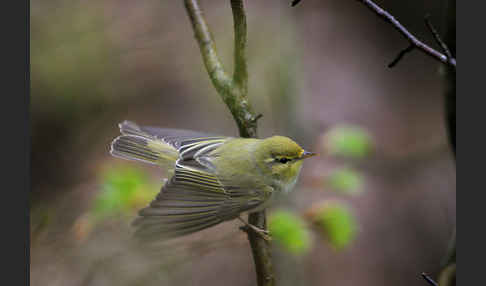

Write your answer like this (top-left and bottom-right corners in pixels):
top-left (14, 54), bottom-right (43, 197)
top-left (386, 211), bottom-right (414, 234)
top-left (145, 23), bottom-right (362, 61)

top-left (110, 129), bottom-right (179, 166)
top-left (119, 120), bottom-right (147, 137)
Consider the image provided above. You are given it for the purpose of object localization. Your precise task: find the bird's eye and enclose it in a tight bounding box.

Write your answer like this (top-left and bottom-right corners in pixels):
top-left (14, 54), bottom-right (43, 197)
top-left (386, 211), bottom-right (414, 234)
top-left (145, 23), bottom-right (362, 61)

top-left (278, 158), bottom-right (291, 164)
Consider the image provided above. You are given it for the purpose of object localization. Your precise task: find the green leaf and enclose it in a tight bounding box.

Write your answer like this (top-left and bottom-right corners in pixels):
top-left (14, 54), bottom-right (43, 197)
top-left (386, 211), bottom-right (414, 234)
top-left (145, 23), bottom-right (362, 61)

top-left (324, 125), bottom-right (372, 158)
top-left (327, 167), bottom-right (363, 195)
top-left (268, 210), bottom-right (311, 255)
top-left (314, 202), bottom-right (357, 250)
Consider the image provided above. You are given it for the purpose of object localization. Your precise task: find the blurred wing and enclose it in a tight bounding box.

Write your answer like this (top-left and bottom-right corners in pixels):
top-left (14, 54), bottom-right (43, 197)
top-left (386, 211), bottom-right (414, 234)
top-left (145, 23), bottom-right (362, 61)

top-left (132, 165), bottom-right (266, 240)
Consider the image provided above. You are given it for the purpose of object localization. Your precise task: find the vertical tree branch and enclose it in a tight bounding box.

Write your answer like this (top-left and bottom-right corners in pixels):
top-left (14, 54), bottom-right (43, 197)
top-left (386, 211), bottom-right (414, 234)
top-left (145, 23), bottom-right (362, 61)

top-left (248, 210), bottom-right (274, 286)
top-left (183, 1), bottom-right (273, 285)
top-left (230, 0), bottom-right (248, 94)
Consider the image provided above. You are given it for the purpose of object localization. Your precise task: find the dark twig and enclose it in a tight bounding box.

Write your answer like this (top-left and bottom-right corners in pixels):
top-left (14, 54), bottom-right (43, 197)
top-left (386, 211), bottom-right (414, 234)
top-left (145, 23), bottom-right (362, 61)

top-left (424, 14), bottom-right (453, 60)
top-left (355, 0), bottom-right (456, 68)
top-left (388, 44), bottom-right (414, 68)
top-left (422, 272), bottom-right (439, 286)
top-left (291, 0), bottom-right (302, 7)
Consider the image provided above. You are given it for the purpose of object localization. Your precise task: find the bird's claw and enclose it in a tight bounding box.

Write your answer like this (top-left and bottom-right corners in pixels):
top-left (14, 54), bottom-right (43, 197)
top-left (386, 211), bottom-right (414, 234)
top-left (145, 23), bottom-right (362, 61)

top-left (239, 221), bottom-right (272, 241)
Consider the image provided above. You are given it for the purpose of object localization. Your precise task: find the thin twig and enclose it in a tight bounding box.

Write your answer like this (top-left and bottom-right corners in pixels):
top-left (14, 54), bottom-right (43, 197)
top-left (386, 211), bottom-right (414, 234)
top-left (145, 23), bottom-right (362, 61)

top-left (231, 0), bottom-right (248, 94)
top-left (421, 272), bottom-right (439, 286)
top-left (355, 0), bottom-right (456, 68)
top-left (424, 14), bottom-right (453, 60)
top-left (183, 1), bottom-right (274, 285)
top-left (184, 0), bottom-right (232, 93)
top-left (291, 0), bottom-right (302, 7)
top-left (388, 44), bottom-right (414, 68)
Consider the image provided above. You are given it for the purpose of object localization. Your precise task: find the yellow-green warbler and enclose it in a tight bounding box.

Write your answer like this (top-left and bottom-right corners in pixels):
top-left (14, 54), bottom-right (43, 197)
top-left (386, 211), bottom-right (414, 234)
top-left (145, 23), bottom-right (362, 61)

top-left (110, 121), bottom-right (316, 240)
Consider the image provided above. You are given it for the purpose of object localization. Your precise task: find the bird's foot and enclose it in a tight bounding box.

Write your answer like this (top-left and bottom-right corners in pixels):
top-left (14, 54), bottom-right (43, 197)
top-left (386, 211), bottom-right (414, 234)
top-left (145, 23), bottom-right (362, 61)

top-left (238, 217), bottom-right (272, 241)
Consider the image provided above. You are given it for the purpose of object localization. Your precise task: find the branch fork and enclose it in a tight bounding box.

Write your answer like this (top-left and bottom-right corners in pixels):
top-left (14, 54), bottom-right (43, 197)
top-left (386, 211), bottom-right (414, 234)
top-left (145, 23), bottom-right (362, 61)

top-left (354, 0), bottom-right (456, 68)
top-left (183, 1), bottom-right (274, 285)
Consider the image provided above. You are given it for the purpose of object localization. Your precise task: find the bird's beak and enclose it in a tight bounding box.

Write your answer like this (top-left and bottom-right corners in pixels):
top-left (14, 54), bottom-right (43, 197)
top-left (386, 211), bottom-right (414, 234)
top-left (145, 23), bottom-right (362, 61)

top-left (300, 150), bottom-right (318, 159)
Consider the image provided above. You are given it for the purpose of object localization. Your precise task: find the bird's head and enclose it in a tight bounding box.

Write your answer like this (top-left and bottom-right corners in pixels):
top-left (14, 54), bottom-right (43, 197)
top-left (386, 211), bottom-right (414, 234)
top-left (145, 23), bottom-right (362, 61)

top-left (255, 136), bottom-right (317, 192)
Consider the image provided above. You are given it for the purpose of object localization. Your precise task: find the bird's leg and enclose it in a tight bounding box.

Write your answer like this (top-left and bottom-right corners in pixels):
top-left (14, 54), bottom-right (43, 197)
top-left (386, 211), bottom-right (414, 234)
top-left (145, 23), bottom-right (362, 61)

top-left (237, 216), bottom-right (272, 241)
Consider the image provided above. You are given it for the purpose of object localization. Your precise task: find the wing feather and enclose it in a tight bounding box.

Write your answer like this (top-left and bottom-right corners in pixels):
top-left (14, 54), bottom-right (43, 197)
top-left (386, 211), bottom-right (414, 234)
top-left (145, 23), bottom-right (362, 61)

top-left (132, 167), bottom-right (268, 241)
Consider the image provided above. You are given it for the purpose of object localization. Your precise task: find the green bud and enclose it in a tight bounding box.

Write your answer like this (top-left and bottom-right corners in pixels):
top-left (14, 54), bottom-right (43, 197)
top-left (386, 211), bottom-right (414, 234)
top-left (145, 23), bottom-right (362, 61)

top-left (327, 167), bottom-right (363, 195)
top-left (268, 210), bottom-right (311, 255)
top-left (313, 201), bottom-right (357, 250)
top-left (323, 125), bottom-right (372, 158)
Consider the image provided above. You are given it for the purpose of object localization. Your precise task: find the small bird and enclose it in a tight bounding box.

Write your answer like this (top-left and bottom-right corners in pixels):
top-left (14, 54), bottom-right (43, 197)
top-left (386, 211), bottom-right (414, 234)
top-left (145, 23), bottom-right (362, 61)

top-left (110, 121), bottom-right (316, 241)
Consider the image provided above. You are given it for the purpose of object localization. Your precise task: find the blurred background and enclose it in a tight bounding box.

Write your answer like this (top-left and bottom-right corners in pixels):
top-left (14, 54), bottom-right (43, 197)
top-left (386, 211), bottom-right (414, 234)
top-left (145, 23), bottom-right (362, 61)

top-left (30, 0), bottom-right (455, 285)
